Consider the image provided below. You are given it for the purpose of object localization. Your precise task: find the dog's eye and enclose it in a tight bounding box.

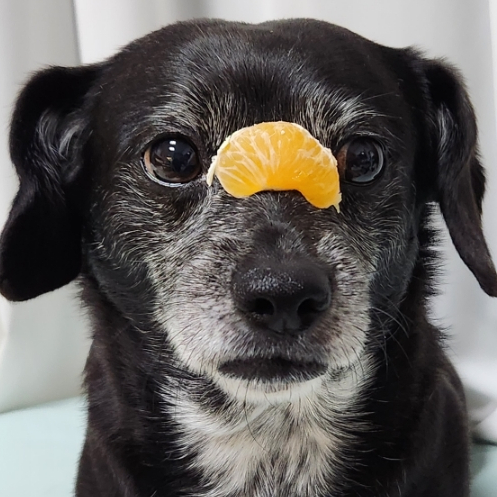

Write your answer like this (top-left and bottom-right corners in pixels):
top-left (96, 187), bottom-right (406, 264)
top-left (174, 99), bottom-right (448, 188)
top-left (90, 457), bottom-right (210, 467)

top-left (337, 138), bottom-right (384, 184)
top-left (143, 138), bottom-right (201, 184)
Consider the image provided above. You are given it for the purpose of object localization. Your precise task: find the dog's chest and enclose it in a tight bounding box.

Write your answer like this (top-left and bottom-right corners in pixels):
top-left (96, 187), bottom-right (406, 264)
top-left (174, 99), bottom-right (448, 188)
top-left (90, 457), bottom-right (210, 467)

top-left (171, 393), bottom-right (357, 497)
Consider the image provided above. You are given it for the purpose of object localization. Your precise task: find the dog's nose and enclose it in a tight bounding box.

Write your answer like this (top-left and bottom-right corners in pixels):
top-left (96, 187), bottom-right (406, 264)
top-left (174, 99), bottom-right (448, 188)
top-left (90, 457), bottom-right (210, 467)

top-left (232, 259), bottom-right (332, 335)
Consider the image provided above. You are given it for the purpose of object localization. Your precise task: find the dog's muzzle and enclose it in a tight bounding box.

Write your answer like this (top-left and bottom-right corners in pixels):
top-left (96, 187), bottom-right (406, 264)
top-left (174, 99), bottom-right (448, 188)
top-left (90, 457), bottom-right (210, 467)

top-left (223, 256), bottom-right (332, 382)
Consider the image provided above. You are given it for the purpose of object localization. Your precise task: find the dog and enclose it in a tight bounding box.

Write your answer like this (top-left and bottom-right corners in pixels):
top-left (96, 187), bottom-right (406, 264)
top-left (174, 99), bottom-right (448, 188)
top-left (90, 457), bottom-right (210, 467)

top-left (1, 18), bottom-right (496, 497)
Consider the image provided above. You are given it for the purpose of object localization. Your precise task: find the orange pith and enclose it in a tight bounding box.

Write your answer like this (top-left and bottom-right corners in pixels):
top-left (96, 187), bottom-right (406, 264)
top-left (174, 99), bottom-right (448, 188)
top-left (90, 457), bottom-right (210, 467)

top-left (206, 122), bottom-right (341, 209)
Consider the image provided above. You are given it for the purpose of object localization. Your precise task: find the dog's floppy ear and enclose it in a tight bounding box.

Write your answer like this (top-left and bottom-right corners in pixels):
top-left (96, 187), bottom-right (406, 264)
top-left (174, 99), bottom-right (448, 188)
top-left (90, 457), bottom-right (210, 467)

top-left (420, 59), bottom-right (497, 297)
top-left (0, 65), bottom-right (100, 301)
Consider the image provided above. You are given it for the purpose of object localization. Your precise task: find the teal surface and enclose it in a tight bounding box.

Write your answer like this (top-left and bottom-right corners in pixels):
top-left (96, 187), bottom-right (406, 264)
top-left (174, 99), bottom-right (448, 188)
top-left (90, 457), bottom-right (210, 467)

top-left (472, 443), bottom-right (497, 496)
top-left (0, 397), bottom-right (496, 496)
top-left (0, 398), bottom-right (86, 497)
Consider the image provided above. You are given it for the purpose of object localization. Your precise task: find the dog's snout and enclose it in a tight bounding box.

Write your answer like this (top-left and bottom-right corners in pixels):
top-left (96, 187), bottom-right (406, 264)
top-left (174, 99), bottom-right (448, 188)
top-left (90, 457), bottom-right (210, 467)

top-left (232, 259), bottom-right (332, 335)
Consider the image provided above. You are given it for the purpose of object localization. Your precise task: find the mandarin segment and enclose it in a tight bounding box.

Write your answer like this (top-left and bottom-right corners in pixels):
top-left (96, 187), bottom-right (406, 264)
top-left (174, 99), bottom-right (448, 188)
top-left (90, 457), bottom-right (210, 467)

top-left (207, 121), bottom-right (341, 210)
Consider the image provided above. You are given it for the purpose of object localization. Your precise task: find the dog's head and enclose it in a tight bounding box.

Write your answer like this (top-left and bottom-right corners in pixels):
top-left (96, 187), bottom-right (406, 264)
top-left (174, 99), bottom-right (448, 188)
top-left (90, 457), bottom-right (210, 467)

top-left (1, 19), bottom-right (496, 403)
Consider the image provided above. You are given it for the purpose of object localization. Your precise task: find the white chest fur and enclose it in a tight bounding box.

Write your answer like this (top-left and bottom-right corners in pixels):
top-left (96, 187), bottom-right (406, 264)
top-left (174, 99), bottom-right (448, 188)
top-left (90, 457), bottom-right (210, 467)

top-left (168, 365), bottom-right (371, 497)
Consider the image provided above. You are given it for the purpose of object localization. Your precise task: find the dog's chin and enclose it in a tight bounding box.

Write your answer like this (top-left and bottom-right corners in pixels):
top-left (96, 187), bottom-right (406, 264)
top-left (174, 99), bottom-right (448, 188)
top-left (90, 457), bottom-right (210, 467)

top-left (213, 357), bottom-right (328, 404)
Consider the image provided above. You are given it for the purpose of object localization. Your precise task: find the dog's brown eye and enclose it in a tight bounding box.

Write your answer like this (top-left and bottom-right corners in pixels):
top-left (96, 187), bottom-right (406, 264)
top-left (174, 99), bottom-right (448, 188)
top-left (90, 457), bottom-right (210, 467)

top-left (143, 138), bottom-right (201, 184)
top-left (337, 138), bottom-right (384, 184)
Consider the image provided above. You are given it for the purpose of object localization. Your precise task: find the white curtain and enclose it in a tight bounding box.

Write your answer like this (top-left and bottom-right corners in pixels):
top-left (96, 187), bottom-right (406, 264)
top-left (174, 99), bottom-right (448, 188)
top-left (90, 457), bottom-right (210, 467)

top-left (0, 0), bottom-right (496, 439)
top-left (0, 0), bottom-right (90, 412)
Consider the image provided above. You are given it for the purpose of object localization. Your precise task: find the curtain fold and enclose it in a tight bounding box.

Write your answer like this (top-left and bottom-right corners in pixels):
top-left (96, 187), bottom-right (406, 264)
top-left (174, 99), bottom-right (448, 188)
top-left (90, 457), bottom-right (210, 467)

top-left (1, 1), bottom-right (496, 441)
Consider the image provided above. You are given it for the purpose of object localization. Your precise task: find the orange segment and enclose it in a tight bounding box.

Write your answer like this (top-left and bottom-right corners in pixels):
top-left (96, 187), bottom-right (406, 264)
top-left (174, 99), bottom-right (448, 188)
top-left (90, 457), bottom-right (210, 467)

top-left (206, 122), bottom-right (341, 210)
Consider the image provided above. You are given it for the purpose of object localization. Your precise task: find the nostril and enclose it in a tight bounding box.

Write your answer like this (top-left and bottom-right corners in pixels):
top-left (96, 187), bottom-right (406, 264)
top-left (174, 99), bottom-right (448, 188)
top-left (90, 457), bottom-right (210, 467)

top-left (298, 298), bottom-right (318, 317)
top-left (248, 297), bottom-right (275, 316)
top-left (298, 295), bottom-right (330, 317)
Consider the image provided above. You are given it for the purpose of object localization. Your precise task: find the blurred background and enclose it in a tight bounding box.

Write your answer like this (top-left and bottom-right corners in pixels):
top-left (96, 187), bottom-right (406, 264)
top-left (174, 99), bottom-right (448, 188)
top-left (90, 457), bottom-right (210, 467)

top-left (0, 0), bottom-right (496, 439)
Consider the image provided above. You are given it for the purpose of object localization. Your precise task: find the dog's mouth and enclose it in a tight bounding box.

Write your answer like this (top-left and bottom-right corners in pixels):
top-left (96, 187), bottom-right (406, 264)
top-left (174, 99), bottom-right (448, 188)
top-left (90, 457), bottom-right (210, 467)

top-left (218, 357), bottom-right (327, 383)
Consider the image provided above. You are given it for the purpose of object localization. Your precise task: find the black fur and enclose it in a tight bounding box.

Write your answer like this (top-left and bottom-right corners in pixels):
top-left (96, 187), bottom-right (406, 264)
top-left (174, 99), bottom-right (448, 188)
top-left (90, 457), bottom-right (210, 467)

top-left (1, 19), bottom-right (496, 497)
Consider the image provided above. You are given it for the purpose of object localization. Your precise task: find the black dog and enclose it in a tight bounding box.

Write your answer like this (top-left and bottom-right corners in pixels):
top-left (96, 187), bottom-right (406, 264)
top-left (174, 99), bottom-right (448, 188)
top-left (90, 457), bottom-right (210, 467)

top-left (1, 19), bottom-right (496, 497)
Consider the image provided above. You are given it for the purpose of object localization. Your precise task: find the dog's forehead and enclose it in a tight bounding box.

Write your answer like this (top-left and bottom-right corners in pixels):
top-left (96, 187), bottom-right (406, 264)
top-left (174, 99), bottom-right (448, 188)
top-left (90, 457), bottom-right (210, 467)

top-left (96, 19), bottom-right (414, 157)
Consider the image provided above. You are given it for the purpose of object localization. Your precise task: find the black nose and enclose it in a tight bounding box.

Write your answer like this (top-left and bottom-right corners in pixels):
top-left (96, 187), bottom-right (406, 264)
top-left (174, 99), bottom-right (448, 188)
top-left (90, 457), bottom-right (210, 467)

top-left (232, 259), bottom-right (332, 335)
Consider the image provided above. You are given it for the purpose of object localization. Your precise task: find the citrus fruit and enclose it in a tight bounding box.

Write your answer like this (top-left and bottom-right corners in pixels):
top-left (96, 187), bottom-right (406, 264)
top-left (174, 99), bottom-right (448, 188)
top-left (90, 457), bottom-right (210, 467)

top-left (206, 121), bottom-right (341, 210)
